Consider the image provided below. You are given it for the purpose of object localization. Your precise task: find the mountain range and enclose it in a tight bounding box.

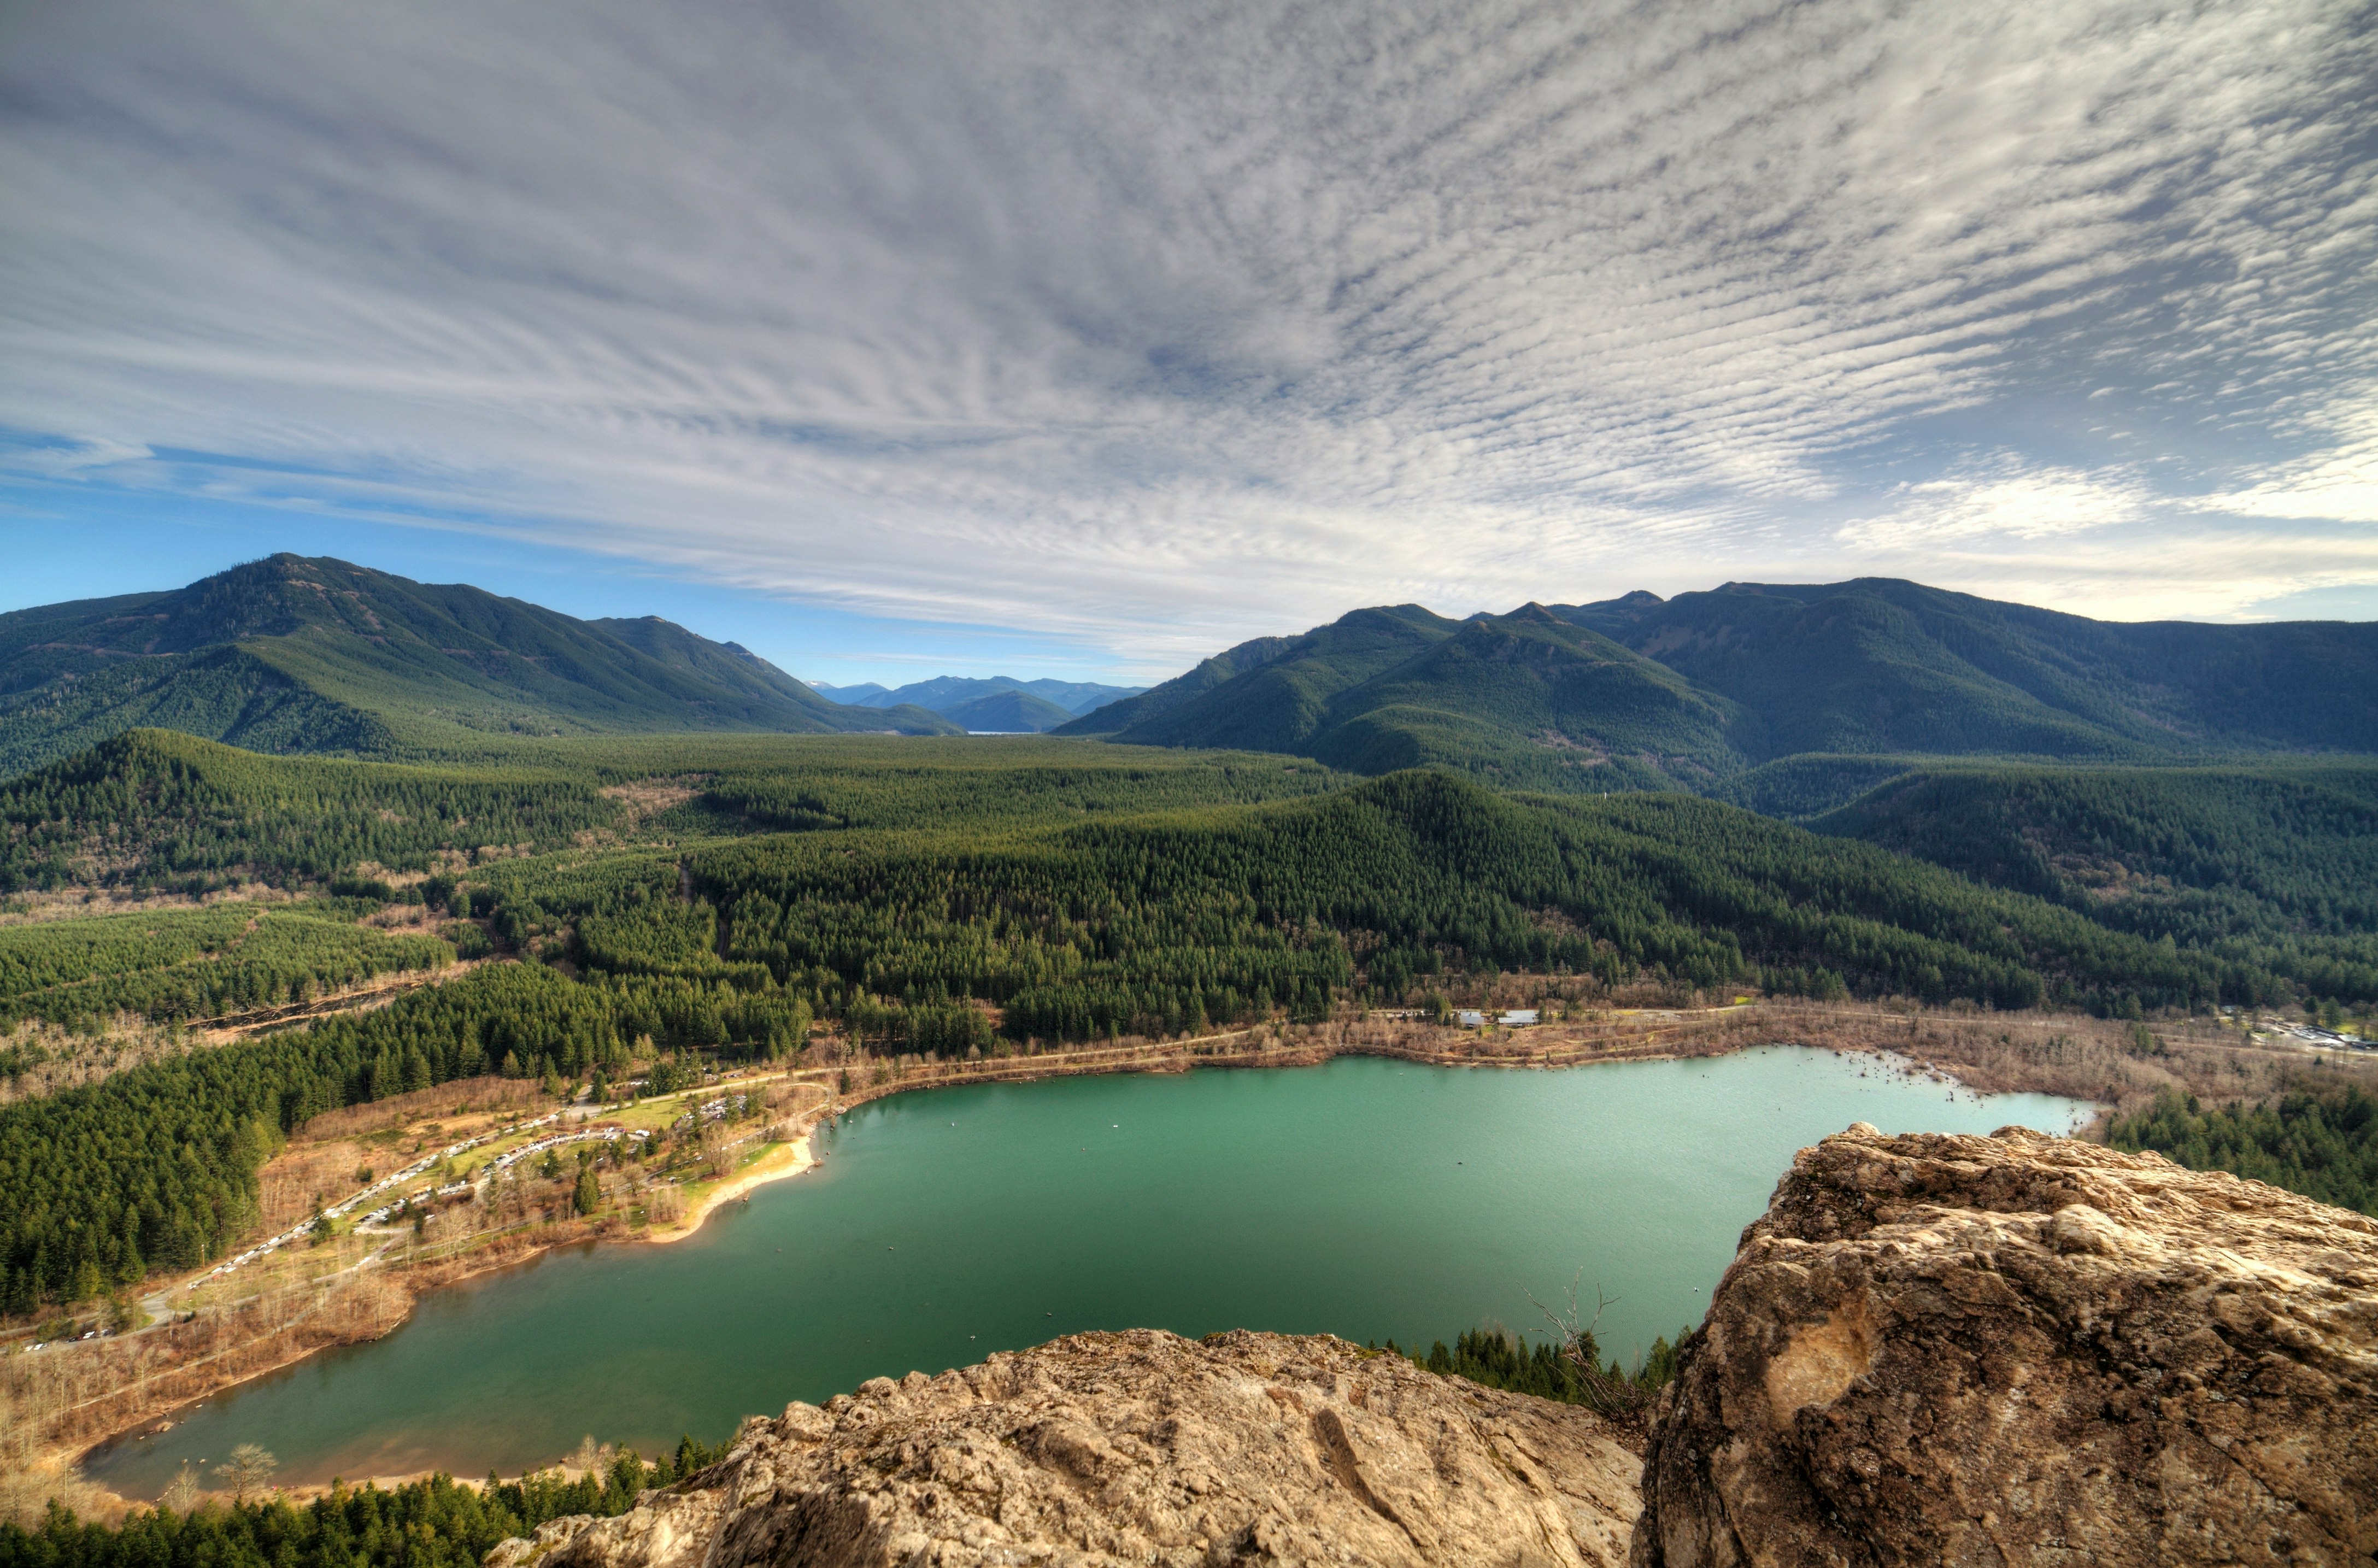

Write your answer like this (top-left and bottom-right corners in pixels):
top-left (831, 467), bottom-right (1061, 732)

top-left (1060, 579), bottom-right (2378, 794)
top-left (809, 676), bottom-right (1144, 731)
top-left (0, 554), bottom-right (958, 776)
top-left (8, 561), bottom-right (2374, 792)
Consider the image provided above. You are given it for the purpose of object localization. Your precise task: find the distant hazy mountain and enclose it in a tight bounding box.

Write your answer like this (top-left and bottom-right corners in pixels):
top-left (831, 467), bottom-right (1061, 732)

top-left (0, 554), bottom-right (958, 776)
top-left (1060, 579), bottom-right (2378, 791)
top-left (815, 674), bottom-right (1146, 730)
top-left (937, 689), bottom-right (1081, 732)
top-left (808, 680), bottom-right (889, 704)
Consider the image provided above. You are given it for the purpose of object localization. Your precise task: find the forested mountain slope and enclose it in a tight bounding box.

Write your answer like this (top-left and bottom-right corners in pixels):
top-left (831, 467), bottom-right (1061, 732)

top-left (584, 615), bottom-right (839, 710)
top-left (1706, 754), bottom-right (1945, 819)
top-left (1812, 761), bottom-right (2378, 966)
top-left (1060, 606), bottom-right (1738, 790)
top-left (1301, 608), bottom-right (1738, 789)
top-left (1061, 604), bottom-right (1450, 747)
top-left (936, 689), bottom-right (1081, 732)
top-left (1065, 579), bottom-right (2378, 790)
top-left (0, 729), bottom-right (620, 895)
top-left (1551, 578), bottom-right (2378, 759)
top-left (0, 555), bottom-right (955, 776)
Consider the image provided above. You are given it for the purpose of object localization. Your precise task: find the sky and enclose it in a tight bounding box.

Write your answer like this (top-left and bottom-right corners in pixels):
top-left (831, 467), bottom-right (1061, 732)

top-left (4, 0), bottom-right (2375, 686)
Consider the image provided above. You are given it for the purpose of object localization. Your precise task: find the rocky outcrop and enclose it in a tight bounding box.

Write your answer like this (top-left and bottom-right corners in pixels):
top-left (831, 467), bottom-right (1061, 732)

top-left (492, 1328), bottom-right (1641, 1568)
top-left (1631, 1122), bottom-right (2378, 1567)
top-left (495, 1123), bottom-right (2378, 1567)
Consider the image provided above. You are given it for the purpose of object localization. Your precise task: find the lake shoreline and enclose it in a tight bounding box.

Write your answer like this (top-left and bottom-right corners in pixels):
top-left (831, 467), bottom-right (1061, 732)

top-left (60, 1023), bottom-right (1736, 1509)
top-left (73, 1038), bottom-right (2099, 1503)
top-left (642, 1132), bottom-right (820, 1245)
top-left (61, 1000), bottom-right (2204, 1508)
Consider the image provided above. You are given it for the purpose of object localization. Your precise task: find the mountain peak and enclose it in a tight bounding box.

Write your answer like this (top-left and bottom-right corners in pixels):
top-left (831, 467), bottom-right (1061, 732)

top-left (1080, 582), bottom-right (2378, 788)
top-left (0, 559), bottom-right (960, 774)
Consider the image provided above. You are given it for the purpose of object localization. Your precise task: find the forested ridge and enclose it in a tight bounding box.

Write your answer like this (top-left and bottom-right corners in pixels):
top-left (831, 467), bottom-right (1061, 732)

top-left (1816, 761), bottom-right (2378, 938)
top-left (1814, 761), bottom-right (2378, 1005)
top-left (1069, 577), bottom-right (2378, 786)
top-left (1558, 577), bottom-right (2378, 757)
top-left (0, 904), bottom-right (452, 1030)
top-left (1065, 604), bottom-right (1740, 792)
top-left (0, 730), bottom-right (620, 895)
top-left (0, 554), bottom-right (965, 775)
top-left (6, 734), bottom-right (2359, 1310)
top-left (696, 750), bottom-right (1342, 834)
top-left (686, 772), bottom-right (2263, 1043)
top-left (19, 557), bottom-right (2375, 788)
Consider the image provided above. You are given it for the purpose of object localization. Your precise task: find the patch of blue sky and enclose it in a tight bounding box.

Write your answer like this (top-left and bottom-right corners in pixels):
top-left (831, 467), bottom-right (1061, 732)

top-left (0, 469), bottom-right (1140, 689)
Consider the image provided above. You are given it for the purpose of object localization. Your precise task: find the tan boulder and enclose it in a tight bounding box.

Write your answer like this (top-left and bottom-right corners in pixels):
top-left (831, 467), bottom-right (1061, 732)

top-left (492, 1327), bottom-right (1641, 1567)
top-left (1631, 1123), bottom-right (2378, 1567)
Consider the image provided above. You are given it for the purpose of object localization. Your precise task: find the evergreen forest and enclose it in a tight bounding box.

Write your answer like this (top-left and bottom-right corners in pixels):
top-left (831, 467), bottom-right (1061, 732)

top-left (3, 725), bottom-right (2374, 1311)
top-left (0, 563), bottom-right (2373, 1554)
top-left (2110, 1082), bottom-right (2378, 1216)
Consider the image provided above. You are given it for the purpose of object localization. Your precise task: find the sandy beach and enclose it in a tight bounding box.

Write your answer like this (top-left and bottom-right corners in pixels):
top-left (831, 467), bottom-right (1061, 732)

top-left (640, 1130), bottom-right (818, 1246)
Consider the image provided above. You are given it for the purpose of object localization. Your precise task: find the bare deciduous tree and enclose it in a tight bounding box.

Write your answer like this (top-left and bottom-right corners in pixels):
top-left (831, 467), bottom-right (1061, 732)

top-left (160, 1463), bottom-right (202, 1513)
top-left (566, 1435), bottom-right (615, 1476)
top-left (697, 1126), bottom-right (736, 1182)
top-left (213, 1443), bottom-right (278, 1502)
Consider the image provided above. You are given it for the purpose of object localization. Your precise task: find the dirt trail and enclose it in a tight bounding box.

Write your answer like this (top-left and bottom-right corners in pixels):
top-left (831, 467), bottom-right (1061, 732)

top-left (194, 959), bottom-right (498, 1041)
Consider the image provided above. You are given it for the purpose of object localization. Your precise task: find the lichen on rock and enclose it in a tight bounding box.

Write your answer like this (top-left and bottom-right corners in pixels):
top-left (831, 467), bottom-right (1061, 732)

top-left (1630, 1121), bottom-right (2378, 1567)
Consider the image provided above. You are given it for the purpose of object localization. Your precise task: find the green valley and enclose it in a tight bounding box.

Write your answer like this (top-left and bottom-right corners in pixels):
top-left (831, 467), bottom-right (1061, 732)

top-left (4, 720), bottom-right (2373, 1316)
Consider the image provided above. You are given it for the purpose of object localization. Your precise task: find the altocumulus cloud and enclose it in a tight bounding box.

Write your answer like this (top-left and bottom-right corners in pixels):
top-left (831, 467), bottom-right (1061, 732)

top-left (2, 0), bottom-right (2374, 663)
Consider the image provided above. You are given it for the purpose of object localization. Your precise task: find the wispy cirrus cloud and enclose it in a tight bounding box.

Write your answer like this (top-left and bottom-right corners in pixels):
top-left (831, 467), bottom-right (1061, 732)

top-left (1837, 458), bottom-right (2157, 549)
top-left (2, 0), bottom-right (2374, 670)
top-left (2193, 400), bottom-right (2378, 525)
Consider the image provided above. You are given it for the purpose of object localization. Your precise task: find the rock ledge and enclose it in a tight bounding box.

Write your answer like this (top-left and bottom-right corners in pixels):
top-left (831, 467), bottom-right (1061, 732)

top-left (1632, 1121), bottom-right (2378, 1567)
top-left (493, 1328), bottom-right (1640, 1567)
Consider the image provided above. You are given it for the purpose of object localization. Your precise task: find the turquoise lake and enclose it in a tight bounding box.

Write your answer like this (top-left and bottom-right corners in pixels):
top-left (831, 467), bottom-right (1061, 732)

top-left (85, 1048), bottom-right (2087, 1496)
